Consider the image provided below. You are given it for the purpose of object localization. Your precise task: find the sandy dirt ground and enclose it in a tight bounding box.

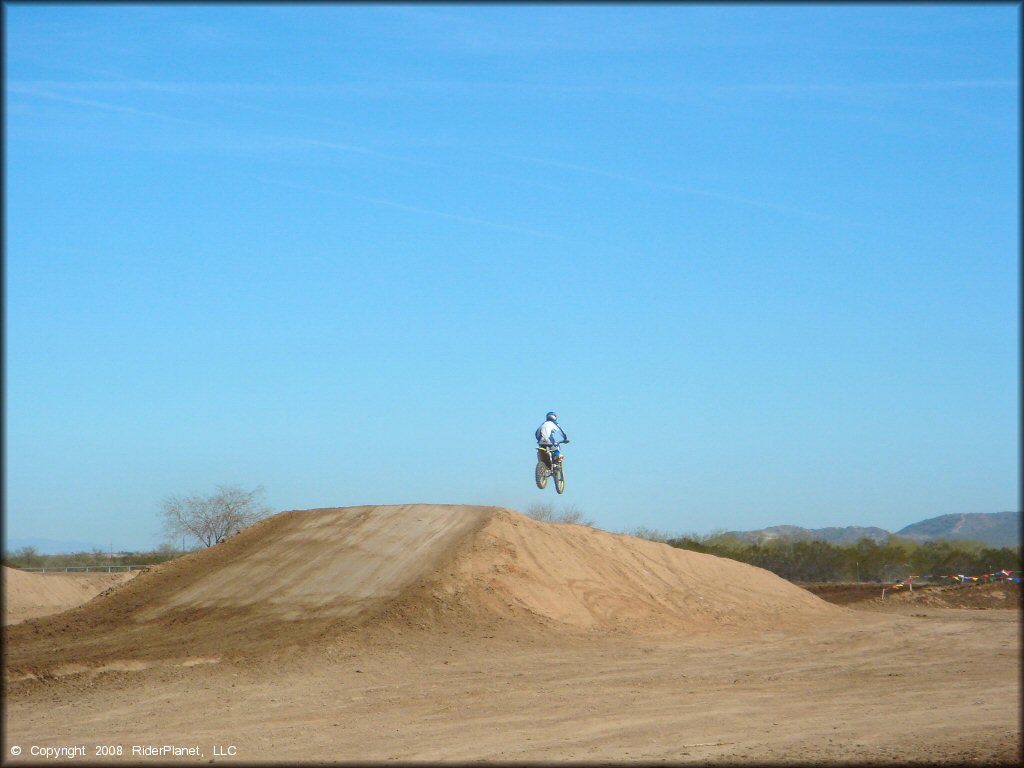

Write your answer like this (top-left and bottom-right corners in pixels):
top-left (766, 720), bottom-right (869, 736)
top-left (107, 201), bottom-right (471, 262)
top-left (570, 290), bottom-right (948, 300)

top-left (3, 505), bottom-right (1020, 764)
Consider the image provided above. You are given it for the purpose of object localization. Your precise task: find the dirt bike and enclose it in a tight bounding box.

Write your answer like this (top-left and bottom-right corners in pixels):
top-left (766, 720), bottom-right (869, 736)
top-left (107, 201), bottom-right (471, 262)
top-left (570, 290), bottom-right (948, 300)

top-left (535, 443), bottom-right (567, 494)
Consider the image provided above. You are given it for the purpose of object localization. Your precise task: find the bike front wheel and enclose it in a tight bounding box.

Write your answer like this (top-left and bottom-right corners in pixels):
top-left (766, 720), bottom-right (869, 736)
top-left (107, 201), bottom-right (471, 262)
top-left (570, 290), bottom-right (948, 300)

top-left (554, 463), bottom-right (566, 494)
top-left (535, 461), bottom-right (549, 490)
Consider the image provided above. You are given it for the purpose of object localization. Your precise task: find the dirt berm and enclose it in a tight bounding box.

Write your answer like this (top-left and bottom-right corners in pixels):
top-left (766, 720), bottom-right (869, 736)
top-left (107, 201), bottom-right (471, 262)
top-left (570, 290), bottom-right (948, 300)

top-left (3, 567), bottom-right (138, 625)
top-left (4, 504), bottom-right (844, 678)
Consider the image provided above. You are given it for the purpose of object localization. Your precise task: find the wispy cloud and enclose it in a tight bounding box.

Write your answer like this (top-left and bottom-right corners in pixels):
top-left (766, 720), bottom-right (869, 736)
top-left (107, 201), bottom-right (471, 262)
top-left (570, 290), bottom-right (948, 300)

top-left (6, 77), bottom-right (634, 100)
top-left (8, 79), bottom-right (276, 94)
top-left (11, 77), bottom-right (836, 223)
top-left (735, 79), bottom-right (1018, 94)
top-left (506, 154), bottom-right (844, 223)
top-left (5, 83), bottom-right (208, 127)
top-left (6, 81), bottom-right (417, 157)
top-left (8, 77), bottom-right (568, 196)
top-left (377, 4), bottom-right (665, 54)
top-left (229, 171), bottom-right (569, 241)
top-left (8, 80), bottom-right (567, 238)
top-left (299, 139), bottom-right (442, 167)
top-left (10, 75), bottom-right (1015, 109)
top-left (6, 78), bottom-right (377, 96)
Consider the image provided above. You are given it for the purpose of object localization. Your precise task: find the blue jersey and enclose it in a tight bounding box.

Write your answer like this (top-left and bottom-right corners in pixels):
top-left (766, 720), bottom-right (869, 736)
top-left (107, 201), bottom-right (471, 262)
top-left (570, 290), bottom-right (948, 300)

top-left (536, 421), bottom-right (567, 446)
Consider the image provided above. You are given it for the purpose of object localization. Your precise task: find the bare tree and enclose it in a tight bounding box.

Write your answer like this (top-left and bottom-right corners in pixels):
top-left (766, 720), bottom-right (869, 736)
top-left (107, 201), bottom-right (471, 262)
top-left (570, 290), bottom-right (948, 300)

top-left (161, 485), bottom-right (272, 548)
top-left (524, 502), bottom-right (594, 527)
top-left (556, 503), bottom-right (593, 526)
top-left (6, 546), bottom-right (42, 568)
top-left (630, 526), bottom-right (675, 543)
top-left (525, 502), bottom-right (557, 522)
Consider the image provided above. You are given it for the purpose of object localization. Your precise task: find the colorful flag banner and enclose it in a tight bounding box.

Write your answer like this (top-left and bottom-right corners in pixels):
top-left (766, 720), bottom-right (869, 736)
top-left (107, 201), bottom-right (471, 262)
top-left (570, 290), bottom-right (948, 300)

top-left (889, 569), bottom-right (1017, 590)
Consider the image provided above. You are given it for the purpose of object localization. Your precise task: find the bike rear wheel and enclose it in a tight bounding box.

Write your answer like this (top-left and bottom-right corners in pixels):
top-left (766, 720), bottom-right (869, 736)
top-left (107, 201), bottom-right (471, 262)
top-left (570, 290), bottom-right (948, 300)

top-left (535, 461), bottom-right (549, 489)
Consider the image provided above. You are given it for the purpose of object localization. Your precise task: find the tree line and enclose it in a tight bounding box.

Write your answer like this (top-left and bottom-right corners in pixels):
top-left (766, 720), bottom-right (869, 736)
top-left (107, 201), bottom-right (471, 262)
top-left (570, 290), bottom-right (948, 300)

top-left (8, 489), bottom-right (1017, 585)
top-left (524, 506), bottom-right (1021, 584)
top-left (5, 485), bottom-right (273, 569)
top-left (663, 532), bottom-right (1022, 583)
top-left (3, 545), bottom-right (184, 570)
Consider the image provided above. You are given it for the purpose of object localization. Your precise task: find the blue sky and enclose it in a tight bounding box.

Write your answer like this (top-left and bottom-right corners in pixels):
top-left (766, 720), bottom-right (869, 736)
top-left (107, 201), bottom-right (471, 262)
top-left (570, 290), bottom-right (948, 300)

top-left (4, 3), bottom-right (1019, 551)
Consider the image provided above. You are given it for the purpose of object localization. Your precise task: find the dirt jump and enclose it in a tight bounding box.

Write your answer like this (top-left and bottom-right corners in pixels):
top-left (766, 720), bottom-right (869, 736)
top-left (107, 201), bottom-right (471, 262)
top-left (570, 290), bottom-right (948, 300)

top-left (4, 504), bottom-right (1020, 764)
top-left (3, 567), bottom-right (139, 626)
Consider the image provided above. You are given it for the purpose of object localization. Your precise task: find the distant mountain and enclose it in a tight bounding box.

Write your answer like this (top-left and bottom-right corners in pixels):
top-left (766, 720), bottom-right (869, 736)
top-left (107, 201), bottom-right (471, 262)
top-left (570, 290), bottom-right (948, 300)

top-left (726, 512), bottom-right (1020, 548)
top-left (726, 525), bottom-right (890, 545)
top-left (801, 526), bottom-right (893, 544)
top-left (895, 512), bottom-right (1020, 548)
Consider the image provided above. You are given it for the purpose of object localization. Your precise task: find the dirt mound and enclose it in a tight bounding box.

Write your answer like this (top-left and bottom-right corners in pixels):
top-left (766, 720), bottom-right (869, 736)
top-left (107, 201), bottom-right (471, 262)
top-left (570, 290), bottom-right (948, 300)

top-left (4, 505), bottom-right (493, 675)
top-left (883, 581), bottom-right (1022, 609)
top-left (798, 582), bottom-right (888, 605)
top-left (4, 505), bottom-right (844, 678)
top-left (3, 566), bottom-right (139, 625)
top-left (801, 580), bottom-right (1022, 610)
top-left (404, 509), bottom-right (843, 635)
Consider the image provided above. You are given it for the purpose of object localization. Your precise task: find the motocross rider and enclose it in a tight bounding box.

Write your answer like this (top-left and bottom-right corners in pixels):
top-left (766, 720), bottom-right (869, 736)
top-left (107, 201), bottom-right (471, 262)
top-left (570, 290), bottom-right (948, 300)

top-left (535, 411), bottom-right (570, 463)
